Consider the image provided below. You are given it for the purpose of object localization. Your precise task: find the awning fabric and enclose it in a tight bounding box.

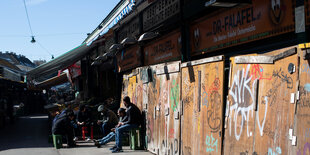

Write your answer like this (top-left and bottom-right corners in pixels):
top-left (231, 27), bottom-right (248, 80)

top-left (27, 43), bottom-right (90, 79)
top-left (36, 73), bottom-right (68, 89)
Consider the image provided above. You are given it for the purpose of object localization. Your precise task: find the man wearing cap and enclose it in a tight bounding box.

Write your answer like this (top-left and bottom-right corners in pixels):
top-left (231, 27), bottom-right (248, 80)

top-left (97, 104), bottom-right (118, 137)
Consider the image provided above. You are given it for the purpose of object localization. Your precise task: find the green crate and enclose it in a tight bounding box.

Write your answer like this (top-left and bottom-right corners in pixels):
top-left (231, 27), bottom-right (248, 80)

top-left (129, 128), bottom-right (142, 150)
top-left (52, 134), bottom-right (62, 149)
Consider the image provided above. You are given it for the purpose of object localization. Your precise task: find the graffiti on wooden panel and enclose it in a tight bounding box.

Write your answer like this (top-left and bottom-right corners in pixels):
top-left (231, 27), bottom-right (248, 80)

top-left (304, 83), bottom-right (310, 92)
top-left (272, 68), bottom-right (293, 89)
top-left (268, 146), bottom-right (281, 155)
top-left (168, 139), bottom-right (179, 155)
top-left (183, 73), bottom-right (194, 108)
top-left (147, 115), bottom-right (154, 143)
top-left (163, 139), bottom-right (178, 155)
top-left (183, 146), bottom-right (192, 155)
top-left (202, 86), bottom-right (209, 107)
top-left (168, 128), bottom-right (175, 139)
top-left (264, 123), bottom-right (277, 140)
top-left (297, 142), bottom-right (310, 155)
top-left (228, 64), bottom-right (268, 140)
top-left (205, 133), bottom-right (218, 153)
top-left (240, 151), bottom-right (258, 155)
top-left (305, 128), bottom-right (310, 140)
top-left (159, 78), bottom-right (169, 109)
top-left (301, 63), bottom-right (310, 75)
top-left (208, 77), bottom-right (222, 132)
top-left (247, 64), bottom-right (272, 81)
top-left (170, 79), bottom-right (180, 112)
top-left (299, 85), bottom-right (310, 108)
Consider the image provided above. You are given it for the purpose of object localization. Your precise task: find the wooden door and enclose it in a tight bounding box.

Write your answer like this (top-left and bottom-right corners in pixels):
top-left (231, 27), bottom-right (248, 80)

top-left (181, 56), bottom-right (225, 155)
top-left (223, 47), bottom-right (298, 154)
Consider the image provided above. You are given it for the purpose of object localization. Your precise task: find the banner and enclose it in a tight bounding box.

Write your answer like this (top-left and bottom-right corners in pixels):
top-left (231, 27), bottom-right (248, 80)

top-left (117, 45), bottom-right (141, 72)
top-left (190, 0), bottom-right (295, 56)
top-left (144, 30), bottom-right (182, 65)
top-left (68, 61), bottom-right (81, 79)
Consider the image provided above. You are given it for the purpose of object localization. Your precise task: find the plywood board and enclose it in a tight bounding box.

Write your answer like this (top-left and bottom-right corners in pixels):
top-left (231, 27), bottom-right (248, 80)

top-left (223, 49), bottom-right (298, 154)
top-left (181, 57), bottom-right (225, 155)
top-left (295, 48), bottom-right (310, 155)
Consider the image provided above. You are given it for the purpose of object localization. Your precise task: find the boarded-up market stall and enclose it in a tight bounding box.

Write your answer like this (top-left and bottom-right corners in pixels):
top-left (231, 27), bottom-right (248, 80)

top-left (181, 56), bottom-right (225, 155)
top-left (223, 47), bottom-right (298, 154)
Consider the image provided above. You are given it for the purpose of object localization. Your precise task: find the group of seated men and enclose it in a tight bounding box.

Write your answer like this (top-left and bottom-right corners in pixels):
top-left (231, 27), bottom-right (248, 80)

top-left (51, 96), bottom-right (142, 153)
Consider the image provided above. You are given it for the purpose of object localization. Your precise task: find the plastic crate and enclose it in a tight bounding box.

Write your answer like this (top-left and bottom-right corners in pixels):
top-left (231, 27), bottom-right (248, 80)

top-left (52, 134), bottom-right (62, 149)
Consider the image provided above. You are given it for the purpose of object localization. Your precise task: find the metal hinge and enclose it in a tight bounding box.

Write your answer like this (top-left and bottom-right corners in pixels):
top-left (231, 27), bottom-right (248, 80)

top-left (165, 108), bottom-right (169, 116)
top-left (290, 93), bottom-right (295, 104)
top-left (289, 128), bottom-right (297, 146)
top-left (174, 111), bottom-right (179, 120)
top-left (181, 100), bottom-right (184, 116)
top-left (296, 91), bottom-right (300, 101)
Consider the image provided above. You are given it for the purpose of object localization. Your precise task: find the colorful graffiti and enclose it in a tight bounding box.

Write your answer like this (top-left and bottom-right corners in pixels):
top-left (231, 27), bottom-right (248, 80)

top-left (205, 133), bottom-right (218, 153)
top-left (268, 147), bottom-right (281, 155)
top-left (301, 63), bottom-right (310, 75)
top-left (228, 64), bottom-right (268, 140)
top-left (170, 79), bottom-right (180, 112)
top-left (272, 68), bottom-right (293, 89)
top-left (207, 77), bottom-right (222, 132)
top-left (297, 142), bottom-right (310, 155)
top-left (247, 64), bottom-right (272, 81)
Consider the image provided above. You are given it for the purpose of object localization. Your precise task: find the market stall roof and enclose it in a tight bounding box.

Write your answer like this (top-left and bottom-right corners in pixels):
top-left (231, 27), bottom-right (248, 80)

top-left (35, 73), bottom-right (68, 89)
top-left (27, 43), bottom-right (90, 80)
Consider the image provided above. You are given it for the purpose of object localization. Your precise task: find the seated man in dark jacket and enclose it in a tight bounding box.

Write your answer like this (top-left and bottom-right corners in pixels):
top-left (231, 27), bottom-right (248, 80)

top-left (94, 107), bottom-right (127, 147)
top-left (52, 111), bottom-right (76, 147)
top-left (76, 104), bottom-right (92, 141)
top-left (97, 104), bottom-right (118, 137)
top-left (112, 96), bottom-right (141, 153)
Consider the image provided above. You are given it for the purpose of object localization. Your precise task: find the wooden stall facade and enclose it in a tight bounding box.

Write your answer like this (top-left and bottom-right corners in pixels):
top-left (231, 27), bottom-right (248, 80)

top-left (295, 44), bottom-right (310, 155)
top-left (181, 56), bottom-right (225, 155)
top-left (144, 61), bottom-right (181, 155)
top-left (223, 47), bottom-right (299, 154)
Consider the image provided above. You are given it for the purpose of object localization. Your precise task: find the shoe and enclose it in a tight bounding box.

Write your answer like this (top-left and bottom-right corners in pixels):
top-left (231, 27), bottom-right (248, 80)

top-left (86, 137), bottom-right (92, 142)
top-left (67, 143), bottom-right (77, 148)
top-left (109, 145), bottom-right (117, 150)
top-left (73, 137), bottom-right (78, 141)
top-left (93, 140), bottom-right (101, 148)
top-left (112, 147), bottom-right (123, 153)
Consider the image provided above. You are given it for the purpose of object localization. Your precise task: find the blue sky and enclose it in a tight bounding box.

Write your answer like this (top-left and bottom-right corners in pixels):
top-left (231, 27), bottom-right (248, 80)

top-left (0, 0), bottom-right (119, 62)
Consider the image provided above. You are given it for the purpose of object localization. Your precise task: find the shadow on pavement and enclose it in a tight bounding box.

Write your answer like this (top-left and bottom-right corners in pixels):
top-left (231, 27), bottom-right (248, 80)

top-left (0, 115), bottom-right (52, 151)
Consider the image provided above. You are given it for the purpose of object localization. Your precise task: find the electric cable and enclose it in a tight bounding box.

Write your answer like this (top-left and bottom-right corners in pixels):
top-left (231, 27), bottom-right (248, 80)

top-left (23, 0), bottom-right (34, 37)
top-left (0, 33), bottom-right (85, 38)
top-left (36, 40), bottom-right (53, 57)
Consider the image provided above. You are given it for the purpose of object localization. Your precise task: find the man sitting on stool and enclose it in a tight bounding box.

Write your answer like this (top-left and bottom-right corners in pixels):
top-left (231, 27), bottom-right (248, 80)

top-left (111, 96), bottom-right (141, 153)
top-left (94, 107), bottom-right (127, 147)
top-left (76, 104), bottom-right (92, 141)
top-left (97, 104), bottom-right (118, 137)
top-left (52, 111), bottom-right (76, 148)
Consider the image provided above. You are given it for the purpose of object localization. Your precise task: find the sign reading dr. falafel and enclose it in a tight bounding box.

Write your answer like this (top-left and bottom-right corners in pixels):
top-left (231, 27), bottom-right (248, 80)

top-left (190, 0), bottom-right (295, 56)
top-left (144, 30), bottom-right (182, 66)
